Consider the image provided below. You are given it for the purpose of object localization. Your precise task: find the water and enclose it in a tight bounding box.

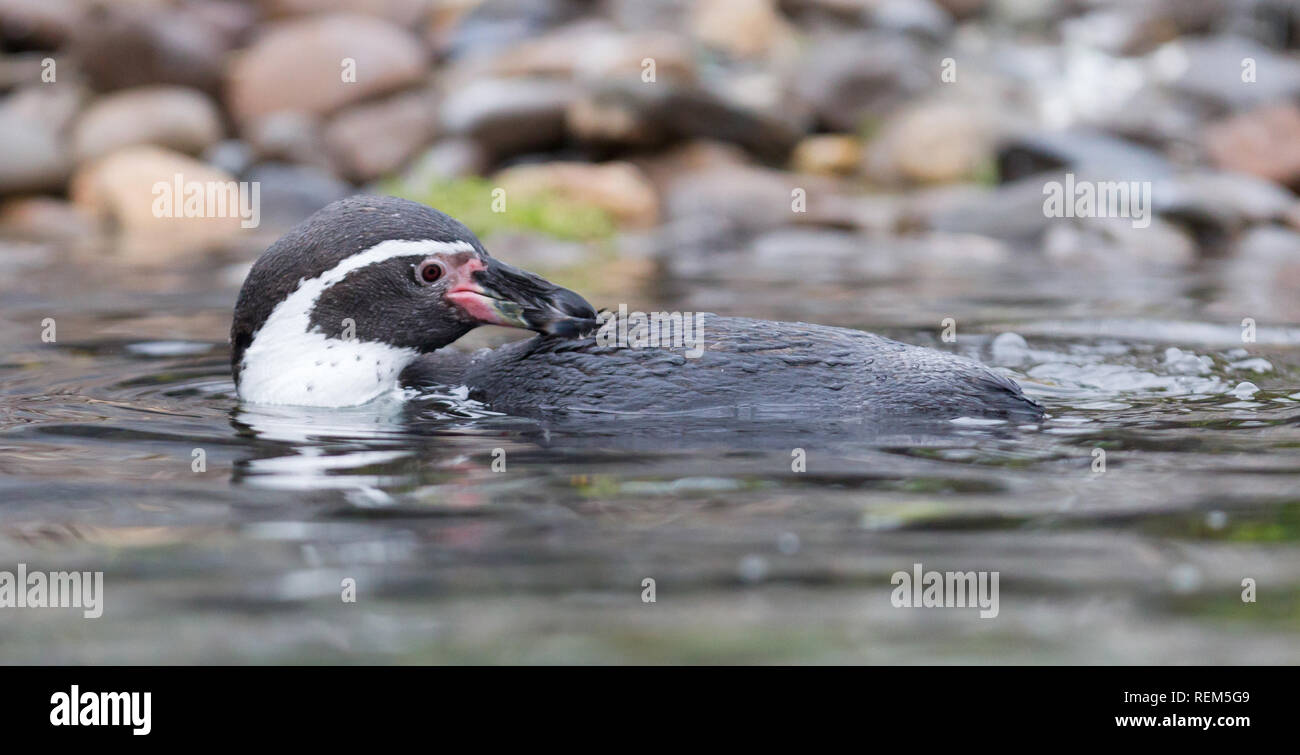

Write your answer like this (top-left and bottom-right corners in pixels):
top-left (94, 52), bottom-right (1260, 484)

top-left (2, 240), bottom-right (1298, 664)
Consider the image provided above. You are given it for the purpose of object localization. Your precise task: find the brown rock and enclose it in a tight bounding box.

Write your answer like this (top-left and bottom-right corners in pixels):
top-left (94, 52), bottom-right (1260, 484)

top-left (323, 91), bottom-right (437, 182)
top-left (225, 13), bottom-right (427, 124)
top-left (466, 25), bottom-right (695, 82)
top-left (1204, 103), bottom-right (1300, 187)
top-left (494, 161), bottom-right (659, 228)
top-left (440, 77), bottom-right (577, 158)
top-left (69, 146), bottom-right (249, 259)
top-left (76, 3), bottom-right (231, 94)
top-left (866, 101), bottom-right (993, 184)
top-left (792, 135), bottom-right (862, 176)
top-left (259, 0), bottom-right (434, 25)
top-left (0, 0), bottom-right (85, 49)
top-left (0, 196), bottom-right (100, 242)
top-left (690, 0), bottom-right (795, 59)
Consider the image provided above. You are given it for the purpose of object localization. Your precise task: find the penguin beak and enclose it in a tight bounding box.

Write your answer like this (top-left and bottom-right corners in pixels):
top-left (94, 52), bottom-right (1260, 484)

top-left (446, 257), bottom-right (598, 337)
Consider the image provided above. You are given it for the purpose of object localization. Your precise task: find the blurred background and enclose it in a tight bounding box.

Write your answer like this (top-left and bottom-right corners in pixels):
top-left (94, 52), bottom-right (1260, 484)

top-left (1, 0), bottom-right (1300, 664)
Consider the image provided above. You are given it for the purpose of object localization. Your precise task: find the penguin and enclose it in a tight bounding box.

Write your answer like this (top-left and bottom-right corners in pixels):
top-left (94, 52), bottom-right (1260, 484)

top-left (232, 195), bottom-right (1042, 422)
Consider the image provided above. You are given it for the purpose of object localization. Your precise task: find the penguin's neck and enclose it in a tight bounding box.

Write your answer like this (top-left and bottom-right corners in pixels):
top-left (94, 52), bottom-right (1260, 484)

top-left (237, 327), bottom-right (418, 408)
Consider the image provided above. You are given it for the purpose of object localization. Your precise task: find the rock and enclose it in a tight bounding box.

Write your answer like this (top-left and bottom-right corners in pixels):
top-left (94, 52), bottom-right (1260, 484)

top-left (664, 226), bottom-right (1009, 284)
top-left (0, 105), bottom-right (70, 194)
top-left (1233, 225), bottom-right (1300, 262)
top-left (188, 0), bottom-right (260, 45)
top-left (932, 0), bottom-right (986, 20)
top-left (242, 162), bottom-right (356, 230)
top-left (0, 196), bottom-right (99, 242)
top-left (242, 112), bottom-right (335, 172)
top-left (0, 0), bottom-right (84, 50)
top-left (75, 3), bottom-right (231, 94)
top-left (225, 13), bottom-right (426, 124)
top-left (439, 77), bottom-right (577, 158)
top-left (72, 86), bottom-right (223, 162)
top-left (997, 128), bottom-right (1174, 183)
top-left (568, 82), bottom-right (803, 164)
top-left (1061, 1), bottom-right (1221, 56)
top-left (69, 146), bottom-right (248, 259)
top-left (0, 53), bottom-right (50, 91)
top-left (494, 161), bottom-right (659, 229)
top-left (791, 134), bottom-right (862, 176)
top-left (1092, 83), bottom-right (1206, 149)
top-left (690, 0), bottom-right (796, 59)
top-left (658, 154), bottom-right (861, 233)
top-left (323, 90), bottom-right (438, 182)
top-left (1204, 103), bottom-right (1300, 186)
top-left (1221, 225), bottom-right (1300, 322)
top-left (1151, 35), bottom-right (1300, 112)
top-left (866, 101), bottom-right (993, 184)
top-left (458, 23), bottom-right (695, 83)
top-left (1042, 216), bottom-right (1197, 267)
top-left (400, 139), bottom-right (490, 185)
top-left (1155, 171), bottom-right (1297, 245)
top-left (869, 0), bottom-right (954, 42)
top-left (441, 0), bottom-right (591, 61)
top-left (793, 32), bottom-right (932, 132)
top-left (203, 139), bottom-right (257, 177)
top-left (259, 0), bottom-right (434, 26)
top-left (913, 179), bottom-right (1054, 245)
top-left (2, 83), bottom-right (84, 134)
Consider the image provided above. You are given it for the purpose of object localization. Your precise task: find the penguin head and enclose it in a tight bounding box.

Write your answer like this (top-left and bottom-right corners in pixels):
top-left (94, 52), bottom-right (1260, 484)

top-left (230, 195), bottom-right (595, 406)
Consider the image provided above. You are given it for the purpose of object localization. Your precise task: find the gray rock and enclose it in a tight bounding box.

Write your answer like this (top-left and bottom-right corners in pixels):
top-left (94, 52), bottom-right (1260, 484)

top-left (869, 0), bottom-right (954, 42)
top-left (3, 84), bottom-right (83, 134)
top-left (1155, 171), bottom-right (1298, 243)
top-left (1042, 216), bottom-right (1197, 267)
top-left (72, 86), bottom-right (224, 162)
top-left (203, 140), bottom-right (257, 178)
top-left (997, 128), bottom-right (1174, 184)
top-left (1152, 35), bottom-right (1300, 112)
top-left (915, 179), bottom-right (1055, 245)
top-left (793, 32), bottom-right (933, 132)
top-left (0, 107), bottom-right (69, 194)
top-left (443, 0), bottom-right (602, 61)
top-left (401, 139), bottom-right (490, 184)
top-left (439, 77), bottom-right (577, 158)
top-left (1232, 224), bottom-right (1300, 262)
top-left (243, 162), bottom-right (356, 230)
top-left (243, 112), bottom-right (335, 173)
top-left (569, 81), bottom-right (803, 164)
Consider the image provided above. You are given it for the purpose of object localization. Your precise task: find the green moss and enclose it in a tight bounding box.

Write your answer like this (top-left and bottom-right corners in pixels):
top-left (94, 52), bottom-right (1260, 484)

top-left (385, 176), bottom-right (617, 241)
top-left (1139, 500), bottom-right (1300, 543)
top-left (972, 155), bottom-right (1000, 186)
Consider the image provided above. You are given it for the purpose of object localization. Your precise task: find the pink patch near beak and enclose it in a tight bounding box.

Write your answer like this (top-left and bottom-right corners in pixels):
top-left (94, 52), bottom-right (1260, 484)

top-left (445, 257), bottom-right (515, 327)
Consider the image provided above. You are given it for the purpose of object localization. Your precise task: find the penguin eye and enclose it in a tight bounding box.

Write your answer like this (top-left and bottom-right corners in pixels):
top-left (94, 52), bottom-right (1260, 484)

top-left (416, 260), bottom-right (444, 285)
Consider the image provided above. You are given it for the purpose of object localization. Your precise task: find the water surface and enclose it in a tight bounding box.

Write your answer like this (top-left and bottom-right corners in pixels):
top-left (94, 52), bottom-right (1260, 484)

top-left (1, 242), bottom-right (1297, 664)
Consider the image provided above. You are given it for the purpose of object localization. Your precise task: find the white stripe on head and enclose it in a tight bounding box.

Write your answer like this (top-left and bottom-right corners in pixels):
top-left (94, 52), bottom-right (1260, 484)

top-left (238, 239), bottom-right (476, 407)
